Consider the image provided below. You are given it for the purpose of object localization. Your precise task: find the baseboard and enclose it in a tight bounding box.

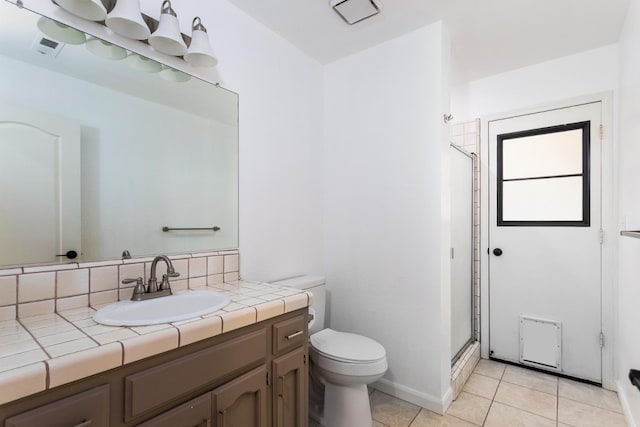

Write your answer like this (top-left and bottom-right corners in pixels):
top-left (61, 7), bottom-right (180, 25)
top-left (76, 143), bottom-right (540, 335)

top-left (371, 378), bottom-right (452, 415)
top-left (617, 380), bottom-right (638, 427)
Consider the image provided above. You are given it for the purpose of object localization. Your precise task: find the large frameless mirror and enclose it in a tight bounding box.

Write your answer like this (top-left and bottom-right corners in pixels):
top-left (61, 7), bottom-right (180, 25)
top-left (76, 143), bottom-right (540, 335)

top-left (0, 1), bottom-right (238, 267)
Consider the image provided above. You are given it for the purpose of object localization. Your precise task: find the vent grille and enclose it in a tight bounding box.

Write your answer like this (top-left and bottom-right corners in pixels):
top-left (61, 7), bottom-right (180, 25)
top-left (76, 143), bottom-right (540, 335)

top-left (31, 34), bottom-right (64, 57)
top-left (331, 0), bottom-right (382, 25)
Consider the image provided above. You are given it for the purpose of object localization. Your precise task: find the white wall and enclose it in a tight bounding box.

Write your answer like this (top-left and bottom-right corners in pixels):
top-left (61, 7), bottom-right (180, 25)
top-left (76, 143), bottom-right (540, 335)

top-left (147, 0), bottom-right (326, 281)
top-left (451, 44), bottom-right (619, 120)
top-left (323, 22), bottom-right (452, 411)
top-left (616, 0), bottom-right (640, 423)
top-left (217, 3), bottom-right (325, 282)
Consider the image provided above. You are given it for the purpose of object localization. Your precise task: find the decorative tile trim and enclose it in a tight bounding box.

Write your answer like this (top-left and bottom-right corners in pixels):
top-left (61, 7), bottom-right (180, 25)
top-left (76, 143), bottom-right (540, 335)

top-left (23, 264), bottom-right (78, 274)
top-left (451, 342), bottom-right (480, 400)
top-left (46, 342), bottom-right (122, 388)
top-left (0, 363), bottom-right (47, 405)
top-left (0, 268), bottom-right (23, 277)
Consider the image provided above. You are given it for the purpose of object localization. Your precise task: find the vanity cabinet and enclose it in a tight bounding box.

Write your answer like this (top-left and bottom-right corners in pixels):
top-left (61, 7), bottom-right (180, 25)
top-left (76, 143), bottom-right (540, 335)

top-left (212, 366), bottom-right (268, 426)
top-left (137, 393), bottom-right (211, 427)
top-left (0, 309), bottom-right (308, 427)
top-left (272, 347), bottom-right (307, 427)
top-left (4, 385), bottom-right (110, 427)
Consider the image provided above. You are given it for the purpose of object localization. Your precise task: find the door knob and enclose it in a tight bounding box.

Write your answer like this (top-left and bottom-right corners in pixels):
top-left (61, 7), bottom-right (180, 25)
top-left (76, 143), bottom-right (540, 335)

top-left (493, 248), bottom-right (503, 256)
top-left (56, 250), bottom-right (78, 259)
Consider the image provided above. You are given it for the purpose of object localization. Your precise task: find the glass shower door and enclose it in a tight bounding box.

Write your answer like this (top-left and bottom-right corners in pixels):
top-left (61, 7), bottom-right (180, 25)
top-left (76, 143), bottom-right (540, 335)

top-left (450, 145), bottom-right (474, 362)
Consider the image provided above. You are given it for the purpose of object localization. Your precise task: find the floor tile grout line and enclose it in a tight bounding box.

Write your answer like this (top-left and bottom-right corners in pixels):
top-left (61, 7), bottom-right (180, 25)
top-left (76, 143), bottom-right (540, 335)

top-left (491, 397), bottom-right (558, 422)
top-left (558, 395), bottom-right (625, 415)
top-left (406, 407), bottom-right (421, 426)
top-left (557, 378), bottom-right (560, 426)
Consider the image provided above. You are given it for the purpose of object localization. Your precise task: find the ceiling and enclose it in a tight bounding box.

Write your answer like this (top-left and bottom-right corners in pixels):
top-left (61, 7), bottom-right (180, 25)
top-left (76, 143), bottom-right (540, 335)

top-left (227, 0), bottom-right (630, 84)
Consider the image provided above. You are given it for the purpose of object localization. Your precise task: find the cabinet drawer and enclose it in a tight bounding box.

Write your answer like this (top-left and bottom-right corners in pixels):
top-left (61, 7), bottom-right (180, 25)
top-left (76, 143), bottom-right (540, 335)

top-left (272, 315), bottom-right (306, 355)
top-left (5, 385), bottom-right (109, 427)
top-left (125, 329), bottom-right (266, 421)
top-left (136, 393), bottom-right (211, 427)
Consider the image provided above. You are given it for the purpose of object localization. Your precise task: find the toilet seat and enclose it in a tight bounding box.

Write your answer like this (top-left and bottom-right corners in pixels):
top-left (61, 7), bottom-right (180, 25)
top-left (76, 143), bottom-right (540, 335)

top-left (310, 329), bottom-right (387, 377)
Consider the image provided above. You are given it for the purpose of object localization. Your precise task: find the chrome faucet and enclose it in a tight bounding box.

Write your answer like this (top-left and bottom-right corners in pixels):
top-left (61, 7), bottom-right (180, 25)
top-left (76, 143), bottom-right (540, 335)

top-left (122, 255), bottom-right (180, 301)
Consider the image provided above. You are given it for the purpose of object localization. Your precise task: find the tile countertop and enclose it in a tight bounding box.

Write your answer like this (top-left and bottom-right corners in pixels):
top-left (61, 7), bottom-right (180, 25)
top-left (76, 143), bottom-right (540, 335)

top-left (0, 280), bottom-right (311, 406)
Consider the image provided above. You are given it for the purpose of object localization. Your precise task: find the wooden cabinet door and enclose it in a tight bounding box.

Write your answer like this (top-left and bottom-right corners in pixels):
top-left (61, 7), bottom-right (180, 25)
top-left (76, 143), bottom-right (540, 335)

top-left (212, 366), bottom-right (268, 427)
top-left (136, 393), bottom-right (211, 427)
top-left (272, 347), bottom-right (307, 427)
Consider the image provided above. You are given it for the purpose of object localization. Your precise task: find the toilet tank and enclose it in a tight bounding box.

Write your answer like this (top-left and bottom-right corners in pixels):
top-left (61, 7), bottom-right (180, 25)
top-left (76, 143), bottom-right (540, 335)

top-left (270, 275), bottom-right (325, 335)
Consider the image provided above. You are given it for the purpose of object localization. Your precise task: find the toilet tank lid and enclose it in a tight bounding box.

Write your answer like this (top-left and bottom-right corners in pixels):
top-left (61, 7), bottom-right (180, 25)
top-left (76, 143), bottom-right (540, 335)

top-left (270, 275), bottom-right (325, 290)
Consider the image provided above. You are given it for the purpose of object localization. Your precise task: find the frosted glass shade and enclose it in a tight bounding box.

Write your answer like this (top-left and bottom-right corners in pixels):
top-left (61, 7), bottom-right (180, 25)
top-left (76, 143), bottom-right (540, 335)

top-left (126, 53), bottom-right (162, 73)
top-left (37, 17), bottom-right (86, 45)
top-left (149, 1), bottom-right (187, 56)
top-left (184, 18), bottom-right (217, 67)
top-left (105, 0), bottom-right (150, 40)
top-left (54, 0), bottom-right (107, 21)
top-left (159, 67), bottom-right (191, 82)
top-left (86, 37), bottom-right (127, 60)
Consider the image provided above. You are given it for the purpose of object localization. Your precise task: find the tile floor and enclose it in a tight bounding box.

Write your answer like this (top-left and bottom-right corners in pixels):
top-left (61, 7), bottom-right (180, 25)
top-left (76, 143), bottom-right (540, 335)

top-left (313, 359), bottom-right (629, 427)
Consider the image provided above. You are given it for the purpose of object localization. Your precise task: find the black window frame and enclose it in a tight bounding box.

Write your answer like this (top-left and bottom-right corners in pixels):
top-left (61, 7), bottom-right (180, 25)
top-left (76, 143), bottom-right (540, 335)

top-left (497, 121), bottom-right (591, 227)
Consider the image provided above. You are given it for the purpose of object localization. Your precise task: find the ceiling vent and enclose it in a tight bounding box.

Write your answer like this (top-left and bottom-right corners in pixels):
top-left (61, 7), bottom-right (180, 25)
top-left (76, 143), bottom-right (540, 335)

top-left (30, 33), bottom-right (65, 57)
top-left (330, 0), bottom-right (383, 25)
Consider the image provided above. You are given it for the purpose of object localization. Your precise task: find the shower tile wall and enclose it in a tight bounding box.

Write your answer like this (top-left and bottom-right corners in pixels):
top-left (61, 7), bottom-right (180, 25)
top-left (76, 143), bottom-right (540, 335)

top-left (450, 119), bottom-right (481, 399)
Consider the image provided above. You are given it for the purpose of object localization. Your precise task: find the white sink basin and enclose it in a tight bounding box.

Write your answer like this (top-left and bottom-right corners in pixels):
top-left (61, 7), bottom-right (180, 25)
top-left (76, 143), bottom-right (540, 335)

top-left (93, 290), bottom-right (231, 326)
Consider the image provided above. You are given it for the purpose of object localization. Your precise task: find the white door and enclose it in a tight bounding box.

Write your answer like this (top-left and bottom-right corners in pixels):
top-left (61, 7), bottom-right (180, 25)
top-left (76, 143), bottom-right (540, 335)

top-left (451, 146), bottom-right (474, 360)
top-left (488, 102), bottom-right (602, 382)
top-left (0, 105), bottom-right (81, 265)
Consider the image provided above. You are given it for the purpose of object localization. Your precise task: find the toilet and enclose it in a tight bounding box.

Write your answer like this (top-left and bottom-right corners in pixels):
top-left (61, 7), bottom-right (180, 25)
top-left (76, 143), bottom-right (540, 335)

top-left (271, 275), bottom-right (387, 427)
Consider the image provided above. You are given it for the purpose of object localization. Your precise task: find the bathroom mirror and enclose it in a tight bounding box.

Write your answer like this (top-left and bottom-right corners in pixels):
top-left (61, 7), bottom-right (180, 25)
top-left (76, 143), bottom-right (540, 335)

top-left (0, 1), bottom-right (238, 267)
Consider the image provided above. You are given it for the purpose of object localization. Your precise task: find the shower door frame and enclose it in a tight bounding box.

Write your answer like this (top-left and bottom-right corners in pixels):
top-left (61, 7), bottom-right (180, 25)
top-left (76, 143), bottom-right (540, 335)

top-left (478, 92), bottom-right (616, 389)
top-left (450, 144), bottom-right (476, 364)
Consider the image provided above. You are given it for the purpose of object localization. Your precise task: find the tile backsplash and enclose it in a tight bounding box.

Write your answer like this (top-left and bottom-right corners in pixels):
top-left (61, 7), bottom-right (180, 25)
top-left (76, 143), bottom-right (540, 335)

top-left (0, 250), bottom-right (240, 320)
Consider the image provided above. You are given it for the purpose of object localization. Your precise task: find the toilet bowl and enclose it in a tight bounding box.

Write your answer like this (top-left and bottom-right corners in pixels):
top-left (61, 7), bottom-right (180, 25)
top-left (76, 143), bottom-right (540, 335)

top-left (270, 276), bottom-right (388, 427)
top-left (310, 328), bottom-right (387, 427)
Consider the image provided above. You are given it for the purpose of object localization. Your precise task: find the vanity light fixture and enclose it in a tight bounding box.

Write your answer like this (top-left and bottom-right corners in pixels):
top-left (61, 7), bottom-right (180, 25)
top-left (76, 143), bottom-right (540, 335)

top-left (184, 17), bottom-right (218, 67)
top-left (126, 53), bottom-right (162, 72)
top-left (330, 0), bottom-right (383, 25)
top-left (54, 0), bottom-right (107, 21)
top-left (49, 0), bottom-right (219, 67)
top-left (105, 0), bottom-right (150, 41)
top-left (37, 17), bottom-right (86, 45)
top-left (158, 66), bottom-right (191, 82)
top-left (148, 0), bottom-right (187, 57)
top-left (85, 37), bottom-right (127, 60)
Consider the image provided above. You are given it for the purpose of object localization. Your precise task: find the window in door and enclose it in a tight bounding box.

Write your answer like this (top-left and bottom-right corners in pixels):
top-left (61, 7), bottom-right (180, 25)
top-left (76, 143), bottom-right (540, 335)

top-left (497, 121), bottom-right (590, 226)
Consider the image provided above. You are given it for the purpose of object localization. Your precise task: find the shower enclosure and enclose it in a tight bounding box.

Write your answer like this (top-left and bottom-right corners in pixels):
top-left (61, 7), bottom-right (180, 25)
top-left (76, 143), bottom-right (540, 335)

top-left (450, 145), bottom-right (475, 362)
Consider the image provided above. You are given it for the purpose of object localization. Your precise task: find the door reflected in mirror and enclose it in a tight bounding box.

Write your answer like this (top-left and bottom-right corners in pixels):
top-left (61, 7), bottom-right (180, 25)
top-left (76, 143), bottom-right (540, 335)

top-left (0, 3), bottom-right (238, 267)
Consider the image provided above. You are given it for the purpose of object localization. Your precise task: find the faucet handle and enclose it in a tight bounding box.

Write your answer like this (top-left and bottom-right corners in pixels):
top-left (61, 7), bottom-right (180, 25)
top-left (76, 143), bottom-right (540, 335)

top-left (159, 274), bottom-right (175, 292)
top-left (123, 277), bottom-right (146, 300)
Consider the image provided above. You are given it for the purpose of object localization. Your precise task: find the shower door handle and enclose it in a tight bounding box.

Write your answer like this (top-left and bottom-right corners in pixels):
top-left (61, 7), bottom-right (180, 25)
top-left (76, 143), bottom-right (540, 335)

top-left (493, 248), bottom-right (503, 256)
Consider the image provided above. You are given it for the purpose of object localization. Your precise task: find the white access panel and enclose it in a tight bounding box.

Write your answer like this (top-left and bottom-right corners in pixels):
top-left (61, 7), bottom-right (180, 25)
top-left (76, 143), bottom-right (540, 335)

top-left (519, 316), bottom-right (562, 371)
